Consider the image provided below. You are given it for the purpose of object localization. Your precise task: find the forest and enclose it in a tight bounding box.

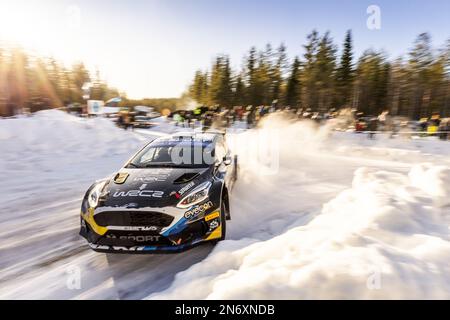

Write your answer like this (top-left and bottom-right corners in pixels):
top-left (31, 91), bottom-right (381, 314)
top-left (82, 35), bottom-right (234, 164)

top-left (1, 30), bottom-right (449, 120)
top-left (0, 47), bottom-right (120, 116)
top-left (0, 47), bottom-right (180, 116)
top-left (188, 31), bottom-right (450, 119)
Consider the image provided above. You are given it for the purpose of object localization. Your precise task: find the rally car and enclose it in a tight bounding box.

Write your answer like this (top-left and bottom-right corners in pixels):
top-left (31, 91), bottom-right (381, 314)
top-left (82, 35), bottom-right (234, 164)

top-left (80, 132), bottom-right (238, 253)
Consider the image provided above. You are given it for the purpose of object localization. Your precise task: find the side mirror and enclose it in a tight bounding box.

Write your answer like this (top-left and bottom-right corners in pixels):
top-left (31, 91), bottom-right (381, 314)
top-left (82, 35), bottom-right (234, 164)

top-left (223, 155), bottom-right (232, 166)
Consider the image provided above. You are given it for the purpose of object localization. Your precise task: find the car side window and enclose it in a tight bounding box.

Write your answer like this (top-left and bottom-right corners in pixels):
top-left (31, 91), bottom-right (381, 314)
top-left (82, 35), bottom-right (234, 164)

top-left (139, 147), bottom-right (157, 163)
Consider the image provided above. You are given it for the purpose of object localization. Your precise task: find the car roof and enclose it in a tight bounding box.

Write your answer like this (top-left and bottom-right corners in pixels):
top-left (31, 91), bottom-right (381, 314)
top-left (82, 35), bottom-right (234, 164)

top-left (154, 131), bottom-right (222, 144)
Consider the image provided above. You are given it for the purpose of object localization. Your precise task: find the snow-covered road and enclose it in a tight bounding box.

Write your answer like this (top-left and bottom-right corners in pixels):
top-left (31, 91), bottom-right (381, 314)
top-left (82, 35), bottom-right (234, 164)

top-left (0, 111), bottom-right (449, 299)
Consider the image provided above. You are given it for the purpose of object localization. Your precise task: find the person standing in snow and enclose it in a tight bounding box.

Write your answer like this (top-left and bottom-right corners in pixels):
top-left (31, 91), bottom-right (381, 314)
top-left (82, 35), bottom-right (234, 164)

top-left (368, 118), bottom-right (378, 139)
top-left (117, 114), bottom-right (124, 128)
top-left (439, 119), bottom-right (449, 140)
top-left (247, 106), bottom-right (256, 129)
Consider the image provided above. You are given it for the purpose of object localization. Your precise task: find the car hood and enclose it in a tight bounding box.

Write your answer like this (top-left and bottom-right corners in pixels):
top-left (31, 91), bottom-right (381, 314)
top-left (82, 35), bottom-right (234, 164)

top-left (99, 167), bottom-right (211, 209)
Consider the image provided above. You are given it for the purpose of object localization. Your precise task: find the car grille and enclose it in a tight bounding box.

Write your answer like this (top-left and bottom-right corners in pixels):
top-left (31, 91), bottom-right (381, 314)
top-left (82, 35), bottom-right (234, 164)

top-left (94, 211), bottom-right (174, 227)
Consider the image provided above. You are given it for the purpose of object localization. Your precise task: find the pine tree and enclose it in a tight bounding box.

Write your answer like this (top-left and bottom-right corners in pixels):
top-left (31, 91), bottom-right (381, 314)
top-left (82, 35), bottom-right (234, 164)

top-left (72, 62), bottom-right (91, 103)
top-left (387, 58), bottom-right (408, 116)
top-left (233, 73), bottom-right (245, 106)
top-left (301, 30), bottom-right (320, 110)
top-left (201, 72), bottom-right (210, 105)
top-left (284, 56), bottom-right (301, 107)
top-left (207, 55), bottom-right (232, 107)
top-left (220, 56), bottom-right (233, 106)
top-left (208, 56), bottom-right (223, 106)
top-left (255, 46), bottom-right (272, 105)
top-left (315, 32), bottom-right (337, 113)
top-left (335, 30), bottom-right (354, 108)
top-left (354, 50), bottom-right (390, 116)
top-left (443, 39), bottom-right (450, 116)
top-left (189, 70), bottom-right (209, 105)
top-left (245, 47), bottom-right (258, 106)
top-left (270, 43), bottom-right (288, 103)
top-left (408, 33), bottom-right (434, 118)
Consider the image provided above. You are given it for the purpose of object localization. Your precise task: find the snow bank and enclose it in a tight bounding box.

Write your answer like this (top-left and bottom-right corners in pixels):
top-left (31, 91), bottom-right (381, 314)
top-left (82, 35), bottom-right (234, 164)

top-left (149, 114), bottom-right (450, 300)
top-left (409, 164), bottom-right (450, 207)
top-left (150, 164), bottom-right (450, 299)
top-left (0, 110), bottom-right (149, 234)
top-left (0, 110), bottom-right (145, 170)
top-left (1, 111), bottom-right (449, 299)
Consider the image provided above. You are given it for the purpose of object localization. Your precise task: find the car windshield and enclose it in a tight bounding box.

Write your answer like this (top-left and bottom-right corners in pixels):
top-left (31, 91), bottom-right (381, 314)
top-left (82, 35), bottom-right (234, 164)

top-left (127, 140), bottom-right (215, 168)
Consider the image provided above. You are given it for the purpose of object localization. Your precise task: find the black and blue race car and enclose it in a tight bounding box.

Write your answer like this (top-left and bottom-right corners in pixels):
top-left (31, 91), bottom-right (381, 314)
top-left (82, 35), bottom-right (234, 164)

top-left (80, 132), bottom-right (238, 253)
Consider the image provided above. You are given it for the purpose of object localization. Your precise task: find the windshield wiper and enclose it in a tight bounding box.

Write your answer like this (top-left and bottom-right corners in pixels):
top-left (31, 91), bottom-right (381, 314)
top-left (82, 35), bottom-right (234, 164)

top-left (143, 163), bottom-right (180, 168)
top-left (142, 163), bottom-right (199, 168)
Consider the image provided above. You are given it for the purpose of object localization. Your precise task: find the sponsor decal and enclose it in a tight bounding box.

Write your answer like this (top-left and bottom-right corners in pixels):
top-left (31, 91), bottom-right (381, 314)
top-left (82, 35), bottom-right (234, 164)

top-left (208, 219), bottom-right (219, 232)
top-left (205, 211), bottom-right (220, 222)
top-left (184, 201), bottom-right (213, 220)
top-left (113, 189), bottom-right (164, 198)
top-left (179, 181), bottom-right (195, 195)
top-left (106, 234), bottom-right (161, 242)
top-left (109, 226), bottom-right (159, 232)
top-left (138, 226), bottom-right (158, 231)
top-left (89, 244), bottom-right (145, 251)
top-left (170, 181), bottom-right (195, 199)
top-left (134, 176), bottom-right (167, 182)
top-left (133, 169), bottom-right (172, 182)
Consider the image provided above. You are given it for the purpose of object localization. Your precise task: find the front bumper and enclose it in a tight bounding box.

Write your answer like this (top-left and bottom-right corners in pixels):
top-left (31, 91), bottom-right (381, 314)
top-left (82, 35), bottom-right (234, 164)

top-left (80, 206), bottom-right (222, 254)
top-left (87, 239), bottom-right (206, 254)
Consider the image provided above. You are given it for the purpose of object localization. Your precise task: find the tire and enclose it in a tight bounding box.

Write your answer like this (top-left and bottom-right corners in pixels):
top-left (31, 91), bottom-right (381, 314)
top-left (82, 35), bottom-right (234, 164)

top-left (218, 200), bottom-right (227, 241)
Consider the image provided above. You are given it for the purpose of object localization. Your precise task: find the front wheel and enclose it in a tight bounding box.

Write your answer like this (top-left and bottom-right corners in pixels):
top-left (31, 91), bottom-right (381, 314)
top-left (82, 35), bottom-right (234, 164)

top-left (212, 201), bottom-right (227, 243)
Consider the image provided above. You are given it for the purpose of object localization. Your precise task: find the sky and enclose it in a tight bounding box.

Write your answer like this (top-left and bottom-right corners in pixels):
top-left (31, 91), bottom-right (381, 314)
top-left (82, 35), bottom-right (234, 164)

top-left (0, 0), bottom-right (449, 99)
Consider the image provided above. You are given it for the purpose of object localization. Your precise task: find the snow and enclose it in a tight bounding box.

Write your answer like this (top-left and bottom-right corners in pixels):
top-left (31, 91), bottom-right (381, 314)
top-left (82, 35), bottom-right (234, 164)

top-left (0, 111), bottom-right (449, 299)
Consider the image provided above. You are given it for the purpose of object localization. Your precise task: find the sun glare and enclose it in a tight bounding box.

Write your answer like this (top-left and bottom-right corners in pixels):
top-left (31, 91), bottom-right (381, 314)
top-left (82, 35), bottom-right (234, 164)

top-left (0, 1), bottom-right (82, 65)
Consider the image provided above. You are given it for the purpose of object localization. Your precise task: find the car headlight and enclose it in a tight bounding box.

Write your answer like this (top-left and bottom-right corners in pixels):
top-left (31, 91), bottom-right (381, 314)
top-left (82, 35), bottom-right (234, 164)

top-left (177, 181), bottom-right (212, 209)
top-left (88, 181), bottom-right (106, 208)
